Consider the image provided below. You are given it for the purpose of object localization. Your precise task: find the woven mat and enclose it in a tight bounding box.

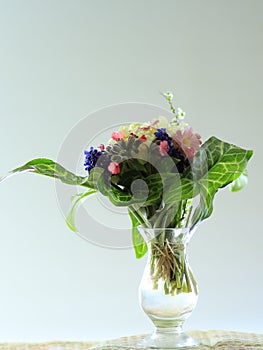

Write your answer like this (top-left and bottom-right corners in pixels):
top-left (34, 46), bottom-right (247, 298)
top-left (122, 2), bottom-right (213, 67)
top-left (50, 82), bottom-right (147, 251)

top-left (1, 330), bottom-right (263, 349)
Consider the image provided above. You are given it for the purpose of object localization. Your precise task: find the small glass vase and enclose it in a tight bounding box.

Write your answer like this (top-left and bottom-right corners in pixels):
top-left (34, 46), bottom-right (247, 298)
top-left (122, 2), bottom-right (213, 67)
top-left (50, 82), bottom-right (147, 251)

top-left (138, 227), bottom-right (199, 348)
top-left (89, 227), bottom-right (199, 350)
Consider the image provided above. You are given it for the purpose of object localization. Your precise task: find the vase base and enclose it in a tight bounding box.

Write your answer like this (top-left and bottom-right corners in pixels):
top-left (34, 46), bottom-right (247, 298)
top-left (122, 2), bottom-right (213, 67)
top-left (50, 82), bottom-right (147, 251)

top-left (90, 332), bottom-right (200, 349)
top-left (138, 330), bottom-right (200, 348)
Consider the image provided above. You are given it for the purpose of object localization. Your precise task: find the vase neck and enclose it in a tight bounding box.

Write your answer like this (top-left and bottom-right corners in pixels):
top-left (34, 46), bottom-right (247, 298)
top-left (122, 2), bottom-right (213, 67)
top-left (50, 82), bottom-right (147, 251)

top-left (138, 227), bottom-right (196, 246)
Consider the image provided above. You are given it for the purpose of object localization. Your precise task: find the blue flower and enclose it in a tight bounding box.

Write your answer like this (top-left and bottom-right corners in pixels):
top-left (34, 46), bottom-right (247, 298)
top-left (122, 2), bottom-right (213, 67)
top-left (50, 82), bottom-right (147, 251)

top-left (154, 128), bottom-right (188, 172)
top-left (154, 128), bottom-right (173, 148)
top-left (84, 147), bottom-right (102, 173)
top-left (154, 128), bottom-right (170, 141)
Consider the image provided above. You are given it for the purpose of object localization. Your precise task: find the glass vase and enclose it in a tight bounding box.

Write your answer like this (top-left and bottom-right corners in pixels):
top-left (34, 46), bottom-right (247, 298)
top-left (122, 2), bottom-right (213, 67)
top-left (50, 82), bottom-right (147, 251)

top-left (89, 227), bottom-right (199, 350)
top-left (138, 227), bottom-right (199, 348)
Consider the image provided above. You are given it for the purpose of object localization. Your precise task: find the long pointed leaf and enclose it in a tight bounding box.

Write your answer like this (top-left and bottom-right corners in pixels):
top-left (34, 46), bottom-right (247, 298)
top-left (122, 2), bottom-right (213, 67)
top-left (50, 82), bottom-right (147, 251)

top-left (10, 158), bottom-right (94, 188)
top-left (66, 189), bottom-right (97, 232)
top-left (128, 207), bottom-right (147, 259)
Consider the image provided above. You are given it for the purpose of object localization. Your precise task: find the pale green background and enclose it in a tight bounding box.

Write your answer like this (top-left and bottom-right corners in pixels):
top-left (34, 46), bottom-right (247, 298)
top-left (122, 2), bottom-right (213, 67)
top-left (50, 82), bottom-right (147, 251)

top-left (0, 0), bottom-right (262, 342)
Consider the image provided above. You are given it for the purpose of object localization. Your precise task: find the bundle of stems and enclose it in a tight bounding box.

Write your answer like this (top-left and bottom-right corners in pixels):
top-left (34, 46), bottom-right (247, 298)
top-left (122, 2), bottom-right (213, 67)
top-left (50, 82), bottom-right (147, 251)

top-left (150, 232), bottom-right (198, 296)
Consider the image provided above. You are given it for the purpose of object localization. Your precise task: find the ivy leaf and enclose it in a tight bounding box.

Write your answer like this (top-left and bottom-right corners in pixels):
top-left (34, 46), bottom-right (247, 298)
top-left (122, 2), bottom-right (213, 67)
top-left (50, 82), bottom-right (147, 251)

top-left (10, 158), bottom-right (94, 188)
top-left (128, 207), bottom-right (147, 259)
top-left (66, 189), bottom-right (97, 232)
top-left (230, 169), bottom-right (248, 192)
top-left (163, 175), bottom-right (195, 204)
top-left (190, 137), bottom-right (253, 226)
top-left (164, 137), bottom-right (253, 227)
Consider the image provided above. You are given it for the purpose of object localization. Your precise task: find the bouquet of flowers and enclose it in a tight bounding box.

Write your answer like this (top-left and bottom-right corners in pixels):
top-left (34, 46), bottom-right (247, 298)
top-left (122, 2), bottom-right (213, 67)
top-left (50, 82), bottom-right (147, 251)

top-left (8, 92), bottom-right (253, 296)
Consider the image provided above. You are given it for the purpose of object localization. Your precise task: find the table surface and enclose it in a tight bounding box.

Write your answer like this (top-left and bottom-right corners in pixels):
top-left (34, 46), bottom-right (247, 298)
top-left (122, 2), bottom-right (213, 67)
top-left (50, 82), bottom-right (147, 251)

top-left (1, 330), bottom-right (263, 349)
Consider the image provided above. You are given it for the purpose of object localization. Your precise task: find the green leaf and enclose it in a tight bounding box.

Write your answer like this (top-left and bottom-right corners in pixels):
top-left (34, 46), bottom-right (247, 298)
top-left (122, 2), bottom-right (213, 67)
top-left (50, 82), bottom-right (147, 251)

top-left (230, 169), bottom-right (248, 192)
top-left (88, 167), bottom-right (109, 194)
top-left (108, 185), bottom-right (133, 206)
top-left (164, 137), bottom-right (253, 227)
top-left (163, 175), bottom-right (195, 204)
top-left (66, 189), bottom-right (97, 232)
top-left (128, 208), bottom-right (147, 259)
top-left (107, 173), bottom-right (167, 207)
top-left (190, 137), bottom-right (253, 226)
top-left (11, 158), bottom-right (95, 188)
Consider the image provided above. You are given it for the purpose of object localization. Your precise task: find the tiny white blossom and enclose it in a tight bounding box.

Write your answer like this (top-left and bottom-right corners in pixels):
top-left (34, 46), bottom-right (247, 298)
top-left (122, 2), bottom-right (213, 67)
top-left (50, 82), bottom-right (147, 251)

top-left (163, 91), bottom-right (174, 101)
top-left (176, 107), bottom-right (186, 122)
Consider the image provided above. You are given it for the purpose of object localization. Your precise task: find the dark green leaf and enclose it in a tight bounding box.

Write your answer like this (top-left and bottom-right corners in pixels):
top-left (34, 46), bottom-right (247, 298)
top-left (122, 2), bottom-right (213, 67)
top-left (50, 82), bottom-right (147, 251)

top-left (108, 185), bottom-right (132, 206)
top-left (107, 173), bottom-right (164, 207)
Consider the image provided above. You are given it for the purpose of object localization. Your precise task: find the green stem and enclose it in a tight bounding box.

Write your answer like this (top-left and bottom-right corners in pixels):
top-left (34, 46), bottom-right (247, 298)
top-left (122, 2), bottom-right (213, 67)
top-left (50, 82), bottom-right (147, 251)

top-left (150, 234), bottom-right (194, 295)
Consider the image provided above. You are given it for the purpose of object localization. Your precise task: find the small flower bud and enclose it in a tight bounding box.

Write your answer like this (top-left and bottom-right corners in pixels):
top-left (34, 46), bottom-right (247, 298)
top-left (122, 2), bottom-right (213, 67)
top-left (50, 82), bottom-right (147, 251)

top-left (108, 162), bottom-right (121, 174)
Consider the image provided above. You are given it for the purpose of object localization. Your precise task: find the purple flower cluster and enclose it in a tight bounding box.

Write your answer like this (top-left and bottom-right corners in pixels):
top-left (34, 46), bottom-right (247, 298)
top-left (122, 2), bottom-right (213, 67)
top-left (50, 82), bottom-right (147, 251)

top-left (154, 128), bottom-right (173, 155)
top-left (154, 128), bottom-right (171, 141)
top-left (154, 128), bottom-right (188, 172)
top-left (84, 147), bottom-right (102, 173)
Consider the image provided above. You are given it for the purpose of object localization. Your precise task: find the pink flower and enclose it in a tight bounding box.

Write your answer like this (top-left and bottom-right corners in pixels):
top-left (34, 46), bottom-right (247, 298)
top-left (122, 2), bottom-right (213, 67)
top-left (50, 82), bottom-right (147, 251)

top-left (111, 131), bottom-right (124, 141)
top-left (140, 135), bottom-right (147, 142)
top-left (98, 144), bottom-right (105, 151)
top-left (108, 162), bottom-right (120, 175)
top-left (173, 126), bottom-right (202, 161)
top-left (159, 140), bottom-right (169, 156)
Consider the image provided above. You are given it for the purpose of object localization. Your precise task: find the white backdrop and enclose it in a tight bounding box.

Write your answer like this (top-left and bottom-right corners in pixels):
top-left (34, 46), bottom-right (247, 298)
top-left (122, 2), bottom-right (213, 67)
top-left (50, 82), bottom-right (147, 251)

top-left (0, 0), bottom-right (262, 342)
